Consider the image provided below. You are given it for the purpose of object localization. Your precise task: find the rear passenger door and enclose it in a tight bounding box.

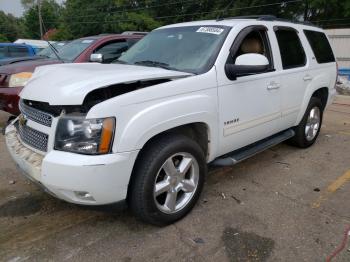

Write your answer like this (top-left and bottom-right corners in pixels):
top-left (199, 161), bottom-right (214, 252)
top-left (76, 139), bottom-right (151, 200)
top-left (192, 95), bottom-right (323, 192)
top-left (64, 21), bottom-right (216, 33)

top-left (273, 27), bottom-right (308, 129)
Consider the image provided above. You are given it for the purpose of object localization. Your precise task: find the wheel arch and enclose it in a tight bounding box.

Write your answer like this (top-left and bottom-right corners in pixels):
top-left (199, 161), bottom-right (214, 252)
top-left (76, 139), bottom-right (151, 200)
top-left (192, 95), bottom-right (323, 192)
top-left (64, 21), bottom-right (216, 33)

top-left (311, 87), bottom-right (328, 110)
top-left (140, 122), bottom-right (210, 159)
top-left (126, 122), bottom-right (210, 202)
top-left (295, 86), bottom-right (329, 125)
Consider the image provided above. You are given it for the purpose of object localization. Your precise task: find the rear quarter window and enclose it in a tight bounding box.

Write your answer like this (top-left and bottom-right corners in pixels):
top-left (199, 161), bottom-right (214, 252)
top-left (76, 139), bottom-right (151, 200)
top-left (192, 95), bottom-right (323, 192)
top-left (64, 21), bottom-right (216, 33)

top-left (275, 28), bottom-right (306, 69)
top-left (304, 30), bottom-right (335, 64)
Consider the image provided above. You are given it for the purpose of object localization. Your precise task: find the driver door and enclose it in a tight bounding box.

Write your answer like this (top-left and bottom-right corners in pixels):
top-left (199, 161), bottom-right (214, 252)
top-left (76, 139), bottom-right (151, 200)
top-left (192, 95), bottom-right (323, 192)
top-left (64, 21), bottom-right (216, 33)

top-left (217, 25), bottom-right (282, 155)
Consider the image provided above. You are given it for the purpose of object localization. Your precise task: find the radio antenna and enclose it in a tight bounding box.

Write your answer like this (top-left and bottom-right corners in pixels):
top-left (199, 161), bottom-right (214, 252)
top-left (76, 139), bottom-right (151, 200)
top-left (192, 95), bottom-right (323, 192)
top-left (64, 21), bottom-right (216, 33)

top-left (216, 0), bottom-right (235, 20)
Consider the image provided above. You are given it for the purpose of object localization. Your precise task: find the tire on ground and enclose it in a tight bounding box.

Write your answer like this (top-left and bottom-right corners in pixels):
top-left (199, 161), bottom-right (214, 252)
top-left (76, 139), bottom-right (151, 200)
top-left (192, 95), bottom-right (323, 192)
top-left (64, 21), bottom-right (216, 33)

top-left (288, 97), bottom-right (323, 148)
top-left (128, 134), bottom-right (207, 226)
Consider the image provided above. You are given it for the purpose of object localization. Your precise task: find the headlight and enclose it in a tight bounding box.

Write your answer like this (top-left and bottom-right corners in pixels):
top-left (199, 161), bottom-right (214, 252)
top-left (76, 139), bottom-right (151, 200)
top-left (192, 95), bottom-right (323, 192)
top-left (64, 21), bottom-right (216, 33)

top-left (9, 72), bottom-right (33, 87)
top-left (55, 116), bottom-right (115, 155)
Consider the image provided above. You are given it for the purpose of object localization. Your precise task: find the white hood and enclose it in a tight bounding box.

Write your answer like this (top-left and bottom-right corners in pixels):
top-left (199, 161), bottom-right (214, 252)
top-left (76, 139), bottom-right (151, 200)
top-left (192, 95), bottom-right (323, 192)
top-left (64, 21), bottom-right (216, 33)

top-left (20, 63), bottom-right (192, 105)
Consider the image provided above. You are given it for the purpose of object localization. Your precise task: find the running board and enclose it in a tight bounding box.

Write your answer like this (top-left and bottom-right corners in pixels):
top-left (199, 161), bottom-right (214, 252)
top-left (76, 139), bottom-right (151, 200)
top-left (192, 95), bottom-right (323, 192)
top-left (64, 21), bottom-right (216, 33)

top-left (211, 129), bottom-right (295, 167)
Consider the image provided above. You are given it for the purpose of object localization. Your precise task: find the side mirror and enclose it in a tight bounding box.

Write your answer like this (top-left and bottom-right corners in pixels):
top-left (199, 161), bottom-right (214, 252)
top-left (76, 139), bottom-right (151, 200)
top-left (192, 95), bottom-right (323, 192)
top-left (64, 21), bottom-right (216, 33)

top-left (225, 53), bottom-right (269, 80)
top-left (90, 53), bottom-right (104, 63)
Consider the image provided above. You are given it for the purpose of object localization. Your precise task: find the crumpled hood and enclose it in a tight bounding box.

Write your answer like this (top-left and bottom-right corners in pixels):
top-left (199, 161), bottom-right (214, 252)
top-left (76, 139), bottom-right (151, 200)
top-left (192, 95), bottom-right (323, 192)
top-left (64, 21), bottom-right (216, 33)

top-left (20, 63), bottom-right (193, 105)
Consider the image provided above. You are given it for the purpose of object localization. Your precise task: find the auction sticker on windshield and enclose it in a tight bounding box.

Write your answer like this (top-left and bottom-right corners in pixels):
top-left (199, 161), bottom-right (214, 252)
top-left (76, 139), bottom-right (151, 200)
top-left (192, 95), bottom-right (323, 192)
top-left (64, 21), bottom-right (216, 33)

top-left (196, 27), bottom-right (224, 35)
top-left (81, 39), bottom-right (95, 44)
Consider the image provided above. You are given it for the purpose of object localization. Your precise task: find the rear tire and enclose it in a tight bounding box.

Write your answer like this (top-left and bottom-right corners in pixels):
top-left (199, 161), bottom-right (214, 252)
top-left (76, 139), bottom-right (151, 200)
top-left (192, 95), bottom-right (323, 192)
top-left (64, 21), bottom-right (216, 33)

top-left (288, 97), bottom-right (323, 148)
top-left (128, 134), bottom-right (207, 226)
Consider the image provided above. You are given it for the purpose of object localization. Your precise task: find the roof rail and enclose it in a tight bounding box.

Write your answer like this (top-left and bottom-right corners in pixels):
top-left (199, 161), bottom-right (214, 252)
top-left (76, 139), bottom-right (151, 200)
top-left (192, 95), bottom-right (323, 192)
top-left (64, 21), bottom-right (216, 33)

top-left (217, 15), bottom-right (318, 27)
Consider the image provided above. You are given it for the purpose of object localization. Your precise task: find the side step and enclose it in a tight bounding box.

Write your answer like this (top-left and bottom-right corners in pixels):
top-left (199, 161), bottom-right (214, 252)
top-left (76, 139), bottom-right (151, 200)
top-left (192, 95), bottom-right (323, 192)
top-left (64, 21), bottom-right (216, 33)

top-left (211, 129), bottom-right (295, 167)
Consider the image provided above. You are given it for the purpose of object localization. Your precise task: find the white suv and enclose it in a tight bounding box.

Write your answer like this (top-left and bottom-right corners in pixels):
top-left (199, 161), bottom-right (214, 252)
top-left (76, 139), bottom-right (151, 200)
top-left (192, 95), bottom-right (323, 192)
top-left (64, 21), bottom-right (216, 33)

top-left (5, 16), bottom-right (337, 225)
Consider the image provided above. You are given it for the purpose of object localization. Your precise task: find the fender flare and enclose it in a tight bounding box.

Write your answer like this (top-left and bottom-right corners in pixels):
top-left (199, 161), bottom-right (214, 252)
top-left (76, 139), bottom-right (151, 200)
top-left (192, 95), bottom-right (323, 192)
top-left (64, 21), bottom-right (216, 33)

top-left (295, 75), bottom-right (330, 125)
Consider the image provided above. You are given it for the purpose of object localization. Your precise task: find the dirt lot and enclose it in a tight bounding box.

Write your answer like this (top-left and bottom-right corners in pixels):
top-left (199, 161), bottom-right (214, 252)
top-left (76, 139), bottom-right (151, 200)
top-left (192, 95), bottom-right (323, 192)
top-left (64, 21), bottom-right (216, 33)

top-left (0, 97), bottom-right (350, 262)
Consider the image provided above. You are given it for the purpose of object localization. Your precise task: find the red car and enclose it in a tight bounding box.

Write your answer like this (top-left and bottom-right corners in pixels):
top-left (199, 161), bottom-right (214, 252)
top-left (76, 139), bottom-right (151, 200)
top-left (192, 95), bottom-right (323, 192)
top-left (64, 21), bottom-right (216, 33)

top-left (0, 33), bottom-right (144, 115)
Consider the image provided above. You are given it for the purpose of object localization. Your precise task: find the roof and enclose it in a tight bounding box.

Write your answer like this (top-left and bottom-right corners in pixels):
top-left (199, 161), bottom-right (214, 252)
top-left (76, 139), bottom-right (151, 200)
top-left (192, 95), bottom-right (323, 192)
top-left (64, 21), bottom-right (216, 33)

top-left (159, 15), bottom-right (321, 31)
top-left (14, 39), bottom-right (52, 48)
top-left (79, 33), bottom-right (144, 41)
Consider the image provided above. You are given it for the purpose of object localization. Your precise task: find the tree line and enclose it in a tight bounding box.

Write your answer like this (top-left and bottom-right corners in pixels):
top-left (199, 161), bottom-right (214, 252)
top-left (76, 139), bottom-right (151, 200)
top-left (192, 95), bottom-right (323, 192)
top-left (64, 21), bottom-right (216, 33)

top-left (0, 0), bottom-right (350, 42)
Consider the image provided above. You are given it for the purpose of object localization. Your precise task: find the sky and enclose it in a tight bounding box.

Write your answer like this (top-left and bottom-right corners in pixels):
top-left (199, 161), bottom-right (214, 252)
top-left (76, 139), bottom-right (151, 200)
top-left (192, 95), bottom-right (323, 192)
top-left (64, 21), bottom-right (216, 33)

top-left (0, 0), bottom-right (64, 17)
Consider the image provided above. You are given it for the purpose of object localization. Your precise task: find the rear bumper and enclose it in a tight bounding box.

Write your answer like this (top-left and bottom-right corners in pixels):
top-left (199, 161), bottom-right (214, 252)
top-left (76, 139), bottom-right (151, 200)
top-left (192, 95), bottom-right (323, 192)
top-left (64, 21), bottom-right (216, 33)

top-left (0, 86), bottom-right (22, 115)
top-left (5, 124), bottom-right (139, 205)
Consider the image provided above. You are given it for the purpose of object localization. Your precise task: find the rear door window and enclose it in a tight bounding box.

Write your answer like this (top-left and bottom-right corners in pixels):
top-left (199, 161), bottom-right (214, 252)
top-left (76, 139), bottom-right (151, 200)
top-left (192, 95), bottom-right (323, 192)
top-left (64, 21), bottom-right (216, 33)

top-left (304, 30), bottom-right (335, 63)
top-left (8, 46), bottom-right (30, 57)
top-left (275, 28), bottom-right (306, 69)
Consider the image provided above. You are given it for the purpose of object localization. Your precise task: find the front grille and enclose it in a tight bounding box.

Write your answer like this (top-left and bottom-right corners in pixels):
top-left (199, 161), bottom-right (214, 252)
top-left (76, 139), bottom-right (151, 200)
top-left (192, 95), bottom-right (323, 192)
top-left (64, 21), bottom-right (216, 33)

top-left (15, 121), bottom-right (49, 152)
top-left (19, 100), bottom-right (53, 127)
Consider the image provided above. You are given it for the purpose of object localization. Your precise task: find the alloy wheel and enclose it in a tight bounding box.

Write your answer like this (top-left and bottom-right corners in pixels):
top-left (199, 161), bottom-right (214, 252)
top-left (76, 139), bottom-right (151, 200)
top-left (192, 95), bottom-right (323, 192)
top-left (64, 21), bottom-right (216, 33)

top-left (153, 152), bottom-right (199, 214)
top-left (305, 106), bottom-right (321, 141)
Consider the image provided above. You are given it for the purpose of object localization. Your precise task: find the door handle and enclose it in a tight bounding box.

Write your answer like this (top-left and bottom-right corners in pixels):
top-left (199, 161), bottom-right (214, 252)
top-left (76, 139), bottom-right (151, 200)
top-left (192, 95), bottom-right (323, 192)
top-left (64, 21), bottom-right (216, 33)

top-left (267, 82), bottom-right (281, 90)
top-left (303, 75), bottom-right (313, 81)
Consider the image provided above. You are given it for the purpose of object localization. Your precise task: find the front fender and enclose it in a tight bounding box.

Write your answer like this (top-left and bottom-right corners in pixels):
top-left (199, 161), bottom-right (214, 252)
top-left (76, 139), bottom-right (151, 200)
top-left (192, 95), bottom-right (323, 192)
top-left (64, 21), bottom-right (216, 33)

top-left (117, 91), bottom-right (218, 161)
top-left (87, 67), bottom-right (219, 161)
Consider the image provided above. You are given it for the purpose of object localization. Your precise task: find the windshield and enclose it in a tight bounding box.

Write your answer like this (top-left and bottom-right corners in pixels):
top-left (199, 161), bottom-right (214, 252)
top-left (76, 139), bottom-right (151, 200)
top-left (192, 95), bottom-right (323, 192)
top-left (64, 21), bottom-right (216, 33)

top-left (118, 25), bottom-right (230, 74)
top-left (47, 39), bottom-right (96, 62)
top-left (37, 42), bottom-right (67, 57)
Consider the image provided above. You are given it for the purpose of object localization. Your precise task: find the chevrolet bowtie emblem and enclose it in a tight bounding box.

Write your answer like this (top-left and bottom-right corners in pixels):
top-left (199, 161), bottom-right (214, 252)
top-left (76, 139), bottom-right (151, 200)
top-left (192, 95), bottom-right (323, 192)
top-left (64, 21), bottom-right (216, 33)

top-left (18, 114), bottom-right (28, 127)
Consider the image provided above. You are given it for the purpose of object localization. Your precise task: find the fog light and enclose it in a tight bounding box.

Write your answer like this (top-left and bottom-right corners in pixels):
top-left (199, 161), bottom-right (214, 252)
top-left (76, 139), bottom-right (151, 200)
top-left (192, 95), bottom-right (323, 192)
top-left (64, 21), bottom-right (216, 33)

top-left (74, 191), bottom-right (95, 201)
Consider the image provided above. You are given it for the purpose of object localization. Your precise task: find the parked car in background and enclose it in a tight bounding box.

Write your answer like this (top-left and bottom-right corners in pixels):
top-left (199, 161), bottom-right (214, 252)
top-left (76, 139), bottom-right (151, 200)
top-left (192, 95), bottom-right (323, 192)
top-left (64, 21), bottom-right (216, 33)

top-left (0, 42), bottom-right (69, 67)
top-left (0, 43), bottom-right (37, 60)
top-left (0, 33), bottom-right (144, 115)
top-left (4, 16), bottom-right (337, 225)
top-left (14, 39), bottom-right (52, 53)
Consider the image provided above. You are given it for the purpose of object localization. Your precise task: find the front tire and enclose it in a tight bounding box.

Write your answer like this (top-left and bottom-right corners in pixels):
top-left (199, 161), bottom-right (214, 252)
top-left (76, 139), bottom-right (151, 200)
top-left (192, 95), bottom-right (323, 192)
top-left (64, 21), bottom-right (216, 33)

top-left (128, 134), bottom-right (207, 226)
top-left (289, 97), bottom-right (323, 148)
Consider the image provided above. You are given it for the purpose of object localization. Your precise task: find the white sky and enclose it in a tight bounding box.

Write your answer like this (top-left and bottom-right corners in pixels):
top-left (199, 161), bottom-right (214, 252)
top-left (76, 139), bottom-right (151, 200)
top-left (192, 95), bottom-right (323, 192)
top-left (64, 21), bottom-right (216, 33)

top-left (0, 0), bottom-right (64, 17)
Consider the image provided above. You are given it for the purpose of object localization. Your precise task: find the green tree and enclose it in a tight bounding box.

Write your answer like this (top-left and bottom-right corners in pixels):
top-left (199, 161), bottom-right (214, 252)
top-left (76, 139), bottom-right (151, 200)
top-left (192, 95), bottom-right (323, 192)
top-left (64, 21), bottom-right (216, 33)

top-left (23, 0), bottom-right (61, 39)
top-left (49, 25), bottom-right (73, 40)
top-left (15, 0), bottom-right (350, 42)
top-left (0, 11), bottom-right (25, 42)
top-left (301, 0), bottom-right (350, 27)
top-left (0, 34), bottom-right (9, 42)
top-left (59, 0), bottom-right (161, 38)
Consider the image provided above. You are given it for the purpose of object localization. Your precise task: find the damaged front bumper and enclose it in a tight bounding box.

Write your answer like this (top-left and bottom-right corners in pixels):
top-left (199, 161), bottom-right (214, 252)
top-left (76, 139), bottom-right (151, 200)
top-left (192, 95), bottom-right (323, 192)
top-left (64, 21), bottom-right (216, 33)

top-left (5, 123), bottom-right (139, 205)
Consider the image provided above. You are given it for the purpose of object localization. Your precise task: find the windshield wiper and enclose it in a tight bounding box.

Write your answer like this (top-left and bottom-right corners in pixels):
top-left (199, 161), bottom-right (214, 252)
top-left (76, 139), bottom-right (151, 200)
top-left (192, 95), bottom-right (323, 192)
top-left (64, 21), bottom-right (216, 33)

top-left (46, 41), bottom-right (64, 62)
top-left (38, 14), bottom-right (64, 63)
top-left (113, 59), bottom-right (129, 64)
top-left (134, 60), bottom-right (173, 70)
